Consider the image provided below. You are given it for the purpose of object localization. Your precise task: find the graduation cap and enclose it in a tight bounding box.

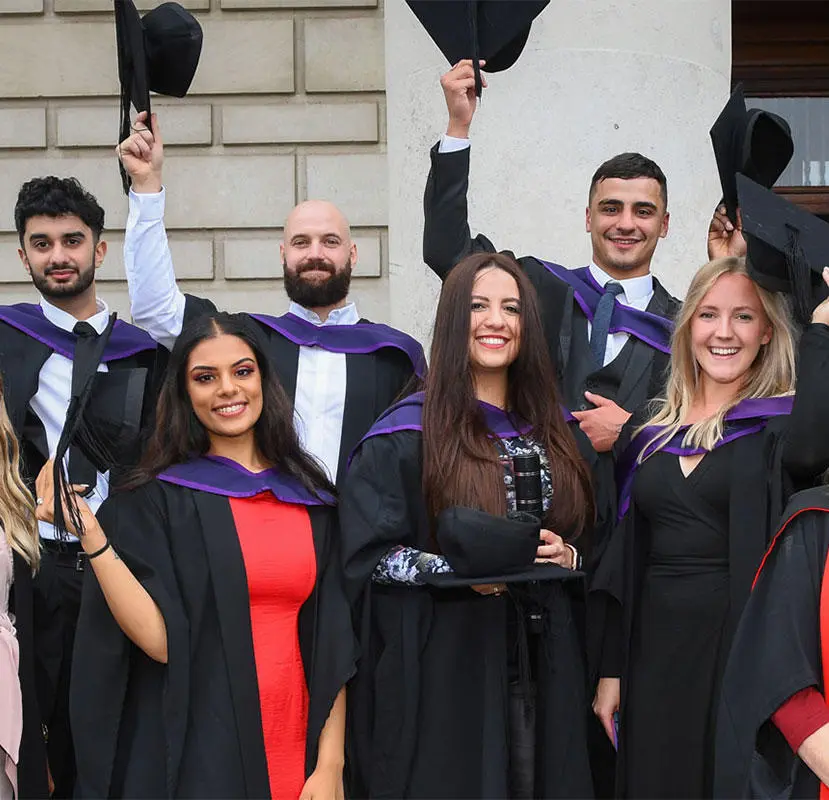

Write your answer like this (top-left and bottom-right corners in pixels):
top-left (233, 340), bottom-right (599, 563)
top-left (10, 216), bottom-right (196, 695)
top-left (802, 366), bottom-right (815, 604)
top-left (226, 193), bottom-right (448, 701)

top-left (420, 506), bottom-right (582, 587)
top-left (738, 173), bottom-right (829, 325)
top-left (114, 0), bottom-right (203, 193)
top-left (405, 0), bottom-right (549, 96)
top-left (710, 84), bottom-right (794, 225)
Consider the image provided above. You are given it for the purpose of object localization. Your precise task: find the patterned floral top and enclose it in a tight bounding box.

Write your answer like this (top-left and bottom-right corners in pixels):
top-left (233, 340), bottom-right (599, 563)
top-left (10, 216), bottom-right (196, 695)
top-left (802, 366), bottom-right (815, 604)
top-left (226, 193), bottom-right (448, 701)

top-left (372, 433), bottom-right (552, 585)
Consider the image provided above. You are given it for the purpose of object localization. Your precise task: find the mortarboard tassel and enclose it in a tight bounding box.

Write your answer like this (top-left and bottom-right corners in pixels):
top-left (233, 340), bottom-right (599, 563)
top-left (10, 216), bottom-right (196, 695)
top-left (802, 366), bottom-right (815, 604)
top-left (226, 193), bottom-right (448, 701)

top-left (784, 226), bottom-right (814, 328)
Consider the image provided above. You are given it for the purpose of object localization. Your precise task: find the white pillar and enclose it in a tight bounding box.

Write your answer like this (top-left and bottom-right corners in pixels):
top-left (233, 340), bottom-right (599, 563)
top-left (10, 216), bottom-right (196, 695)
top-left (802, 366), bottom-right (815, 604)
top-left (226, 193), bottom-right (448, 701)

top-left (385, 0), bottom-right (732, 344)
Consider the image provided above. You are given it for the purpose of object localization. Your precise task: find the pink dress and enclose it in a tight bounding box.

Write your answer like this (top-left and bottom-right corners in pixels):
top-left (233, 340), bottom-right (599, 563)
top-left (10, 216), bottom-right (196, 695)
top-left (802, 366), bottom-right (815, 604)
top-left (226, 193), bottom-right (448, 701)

top-left (0, 537), bottom-right (21, 799)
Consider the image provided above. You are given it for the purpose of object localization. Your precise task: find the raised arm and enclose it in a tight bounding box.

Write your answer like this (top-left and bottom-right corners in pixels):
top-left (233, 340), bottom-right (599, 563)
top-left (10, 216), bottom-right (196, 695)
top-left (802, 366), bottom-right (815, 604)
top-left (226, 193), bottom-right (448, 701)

top-left (423, 61), bottom-right (500, 279)
top-left (118, 112), bottom-right (187, 350)
top-left (782, 270), bottom-right (829, 479)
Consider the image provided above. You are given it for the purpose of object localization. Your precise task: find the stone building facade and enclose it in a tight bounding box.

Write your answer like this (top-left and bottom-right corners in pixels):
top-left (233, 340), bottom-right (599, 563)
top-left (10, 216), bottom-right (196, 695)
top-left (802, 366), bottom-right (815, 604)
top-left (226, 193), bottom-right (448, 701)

top-left (0, 0), bottom-right (390, 320)
top-left (0, 0), bottom-right (732, 340)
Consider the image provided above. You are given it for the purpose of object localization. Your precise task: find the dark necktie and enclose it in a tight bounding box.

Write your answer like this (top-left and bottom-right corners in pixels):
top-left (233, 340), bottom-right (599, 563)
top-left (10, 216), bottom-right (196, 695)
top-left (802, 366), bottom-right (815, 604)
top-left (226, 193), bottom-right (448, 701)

top-left (68, 321), bottom-right (100, 490)
top-left (589, 281), bottom-right (624, 366)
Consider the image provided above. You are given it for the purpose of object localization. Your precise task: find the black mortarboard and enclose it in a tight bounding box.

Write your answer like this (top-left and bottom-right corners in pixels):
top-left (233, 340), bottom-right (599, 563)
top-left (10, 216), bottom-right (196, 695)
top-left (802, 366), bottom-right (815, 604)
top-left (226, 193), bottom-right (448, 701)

top-left (710, 84), bottom-right (794, 225)
top-left (405, 0), bottom-right (549, 96)
top-left (114, 0), bottom-right (203, 193)
top-left (420, 506), bottom-right (582, 587)
top-left (738, 173), bottom-right (829, 324)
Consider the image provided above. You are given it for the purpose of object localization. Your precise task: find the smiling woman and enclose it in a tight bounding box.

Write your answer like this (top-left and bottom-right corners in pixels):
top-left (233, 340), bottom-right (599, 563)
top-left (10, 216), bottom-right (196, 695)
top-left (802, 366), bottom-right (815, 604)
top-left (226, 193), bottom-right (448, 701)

top-left (341, 252), bottom-right (596, 798)
top-left (590, 256), bottom-right (829, 798)
top-left (58, 311), bottom-right (356, 799)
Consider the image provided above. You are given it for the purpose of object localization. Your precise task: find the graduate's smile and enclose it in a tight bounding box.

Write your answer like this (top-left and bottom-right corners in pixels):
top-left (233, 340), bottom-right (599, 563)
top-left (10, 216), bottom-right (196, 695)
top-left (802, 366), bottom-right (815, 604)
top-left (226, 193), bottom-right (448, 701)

top-left (586, 176), bottom-right (669, 279)
top-left (691, 273), bottom-right (771, 390)
top-left (468, 267), bottom-right (521, 375)
top-left (213, 401), bottom-right (248, 418)
top-left (19, 213), bottom-right (104, 301)
top-left (46, 266), bottom-right (78, 280)
top-left (476, 335), bottom-right (510, 349)
top-left (607, 236), bottom-right (643, 250)
top-left (188, 334), bottom-right (264, 442)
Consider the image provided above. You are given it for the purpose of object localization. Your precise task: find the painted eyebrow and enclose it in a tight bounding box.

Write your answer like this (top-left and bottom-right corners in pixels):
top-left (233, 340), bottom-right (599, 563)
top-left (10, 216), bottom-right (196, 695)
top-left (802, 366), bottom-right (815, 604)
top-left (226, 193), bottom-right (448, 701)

top-left (189, 357), bottom-right (256, 372)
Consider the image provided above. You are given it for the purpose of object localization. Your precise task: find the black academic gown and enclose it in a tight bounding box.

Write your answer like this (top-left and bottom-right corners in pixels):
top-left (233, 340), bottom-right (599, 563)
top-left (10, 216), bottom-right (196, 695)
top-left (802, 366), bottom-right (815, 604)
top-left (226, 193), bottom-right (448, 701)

top-left (715, 487), bottom-right (829, 799)
top-left (70, 478), bottom-right (356, 799)
top-left (591, 323), bottom-right (829, 795)
top-left (183, 295), bottom-right (420, 484)
top-left (0, 306), bottom-right (164, 791)
top-left (341, 428), bottom-right (594, 799)
top-left (12, 552), bottom-right (52, 799)
top-left (422, 142), bottom-right (680, 416)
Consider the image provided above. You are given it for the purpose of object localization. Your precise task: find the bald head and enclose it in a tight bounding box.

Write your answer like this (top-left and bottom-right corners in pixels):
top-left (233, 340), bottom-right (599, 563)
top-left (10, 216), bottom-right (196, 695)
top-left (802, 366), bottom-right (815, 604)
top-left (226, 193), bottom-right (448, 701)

top-left (280, 199), bottom-right (357, 313)
top-left (284, 199), bottom-right (351, 244)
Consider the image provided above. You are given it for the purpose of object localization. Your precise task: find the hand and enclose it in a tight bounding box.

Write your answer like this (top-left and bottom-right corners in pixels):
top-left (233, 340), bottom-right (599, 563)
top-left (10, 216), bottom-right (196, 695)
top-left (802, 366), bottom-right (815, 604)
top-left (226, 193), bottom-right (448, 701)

top-left (570, 392), bottom-right (632, 452)
top-left (593, 677), bottom-right (621, 744)
top-left (707, 204), bottom-right (746, 260)
top-left (34, 459), bottom-right (100, 540)
top-left (536, 529), bottom-right (574, 567)
top-left (440, 59), bottom-right (487, 138)
top-left (116, 111), bottom-right (164, 193)
top-left (471, 583), bottom-right (507, 596)
top-left (811, 268), bottom-right (829, 326)
top-left (299, 762), bottom-right (344, 800)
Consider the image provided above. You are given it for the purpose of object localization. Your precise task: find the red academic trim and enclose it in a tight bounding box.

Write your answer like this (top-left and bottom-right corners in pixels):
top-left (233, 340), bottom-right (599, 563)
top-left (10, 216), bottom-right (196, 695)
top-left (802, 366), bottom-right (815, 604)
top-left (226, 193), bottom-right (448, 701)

top-left (820, 541), bottom-right (829, 799)
top-left (772, 687), bottom-right (829, 752)
top-left (751, 504), bottom-right (829, 795)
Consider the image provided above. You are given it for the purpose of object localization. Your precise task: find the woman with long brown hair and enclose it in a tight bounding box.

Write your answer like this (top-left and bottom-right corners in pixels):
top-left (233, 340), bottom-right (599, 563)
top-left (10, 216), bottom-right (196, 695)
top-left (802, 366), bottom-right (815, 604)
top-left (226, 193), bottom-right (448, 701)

top-left (37, 312), bottom-right (355, 799)
top-left (0, 375), bottom-right (50, 799)
top-left (340, 252), bottom-right (595, 798)
top-left (591, 257), bottom-right (829, 798)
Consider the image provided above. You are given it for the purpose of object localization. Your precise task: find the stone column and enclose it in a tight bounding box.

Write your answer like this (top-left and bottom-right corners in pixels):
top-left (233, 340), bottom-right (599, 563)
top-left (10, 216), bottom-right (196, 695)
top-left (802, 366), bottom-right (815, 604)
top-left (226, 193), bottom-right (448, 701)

top-left (385, 0), bottom-right (732, 343)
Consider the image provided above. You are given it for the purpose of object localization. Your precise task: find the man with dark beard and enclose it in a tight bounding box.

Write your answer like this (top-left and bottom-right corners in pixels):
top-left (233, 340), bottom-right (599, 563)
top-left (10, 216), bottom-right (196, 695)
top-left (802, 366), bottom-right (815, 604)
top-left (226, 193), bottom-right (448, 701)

top-left (0, 176), bottom-right (162, 797)
top-left (120, 112), bottom-right (424, 485)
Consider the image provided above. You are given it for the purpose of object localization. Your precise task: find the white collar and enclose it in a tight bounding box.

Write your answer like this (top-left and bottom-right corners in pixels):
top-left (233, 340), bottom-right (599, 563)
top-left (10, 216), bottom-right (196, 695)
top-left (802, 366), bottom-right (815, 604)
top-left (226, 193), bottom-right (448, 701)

top-left (288, 301), bottom-right (360, 327)
top-left (40, 296), bottom-right (111, 334)
top-left (588, 263), bottom-right (653, 303)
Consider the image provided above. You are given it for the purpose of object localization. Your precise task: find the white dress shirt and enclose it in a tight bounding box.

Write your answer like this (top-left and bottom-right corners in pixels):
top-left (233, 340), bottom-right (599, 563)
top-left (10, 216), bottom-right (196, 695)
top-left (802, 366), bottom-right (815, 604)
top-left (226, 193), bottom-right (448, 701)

top-left (289, 302), bottom-right (358, 483)
top-left (31, 298), bottom-right (111, 541)
top-left (123, 188), bottom-right (359, 483)
top-left (437, 138), bottom-right (655, 366)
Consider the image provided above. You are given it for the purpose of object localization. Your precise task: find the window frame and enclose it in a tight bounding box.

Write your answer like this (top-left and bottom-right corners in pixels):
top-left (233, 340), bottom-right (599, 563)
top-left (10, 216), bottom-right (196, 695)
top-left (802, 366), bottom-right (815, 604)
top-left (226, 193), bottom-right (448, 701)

top-left (732, 0), bottom-right (829, 214)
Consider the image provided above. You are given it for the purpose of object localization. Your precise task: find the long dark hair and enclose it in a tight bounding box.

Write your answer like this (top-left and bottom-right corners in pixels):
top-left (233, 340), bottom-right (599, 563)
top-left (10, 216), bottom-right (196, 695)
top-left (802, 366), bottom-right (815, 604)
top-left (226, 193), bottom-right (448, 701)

top-left (126, 312), bottom-right (334, 498)
top-left (422, 253), bottom-right (594, 539)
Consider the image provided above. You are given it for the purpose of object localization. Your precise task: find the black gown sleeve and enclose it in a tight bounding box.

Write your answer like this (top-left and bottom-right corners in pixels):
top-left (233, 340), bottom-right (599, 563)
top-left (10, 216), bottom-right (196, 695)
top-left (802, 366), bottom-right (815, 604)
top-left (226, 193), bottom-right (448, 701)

top-left (715, 500), bottom-right (829, 798)
top-left (422, 142), bottom-right (501, 279)
top-left (339, 431), bottom-right (424, 604)
top-left (782, 323), bottom-right (829, 480)
top-left (71, 483), bottom-right (190, 799)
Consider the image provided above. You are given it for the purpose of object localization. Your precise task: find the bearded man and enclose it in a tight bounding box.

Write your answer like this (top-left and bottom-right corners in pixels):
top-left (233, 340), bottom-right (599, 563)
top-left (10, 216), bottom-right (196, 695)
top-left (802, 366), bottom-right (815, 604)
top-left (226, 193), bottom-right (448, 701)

top-left (1, 175), bottom-right (162, 797)
top-left (120, 113), bottom-right (424, 485)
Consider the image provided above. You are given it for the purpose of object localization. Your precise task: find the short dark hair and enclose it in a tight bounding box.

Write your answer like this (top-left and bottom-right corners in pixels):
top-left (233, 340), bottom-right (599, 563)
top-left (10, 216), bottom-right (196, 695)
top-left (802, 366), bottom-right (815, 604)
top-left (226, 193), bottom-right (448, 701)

top-left (14, 176), bottom-right (105, 247)
top-left (588, 152), bottom-right (668, 208)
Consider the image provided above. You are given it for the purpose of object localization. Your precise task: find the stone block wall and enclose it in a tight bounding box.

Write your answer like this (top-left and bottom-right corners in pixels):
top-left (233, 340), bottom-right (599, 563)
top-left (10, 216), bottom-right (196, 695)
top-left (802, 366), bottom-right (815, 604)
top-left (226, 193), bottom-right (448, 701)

top-left (0, 0), bottom-right (389, 322)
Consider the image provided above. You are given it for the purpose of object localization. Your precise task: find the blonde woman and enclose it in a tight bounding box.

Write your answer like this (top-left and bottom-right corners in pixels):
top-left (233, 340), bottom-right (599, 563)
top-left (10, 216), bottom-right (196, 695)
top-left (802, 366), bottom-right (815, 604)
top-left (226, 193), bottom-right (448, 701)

top-left (591, 257), bottom-right (829, 798)
top-left (0, 378), bottom-right (49, 799)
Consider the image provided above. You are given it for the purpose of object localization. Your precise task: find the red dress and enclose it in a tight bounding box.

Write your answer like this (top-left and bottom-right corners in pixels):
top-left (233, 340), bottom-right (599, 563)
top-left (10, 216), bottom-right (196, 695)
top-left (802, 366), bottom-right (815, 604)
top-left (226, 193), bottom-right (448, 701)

top-left (230, 493), bottom-right (317, 800)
